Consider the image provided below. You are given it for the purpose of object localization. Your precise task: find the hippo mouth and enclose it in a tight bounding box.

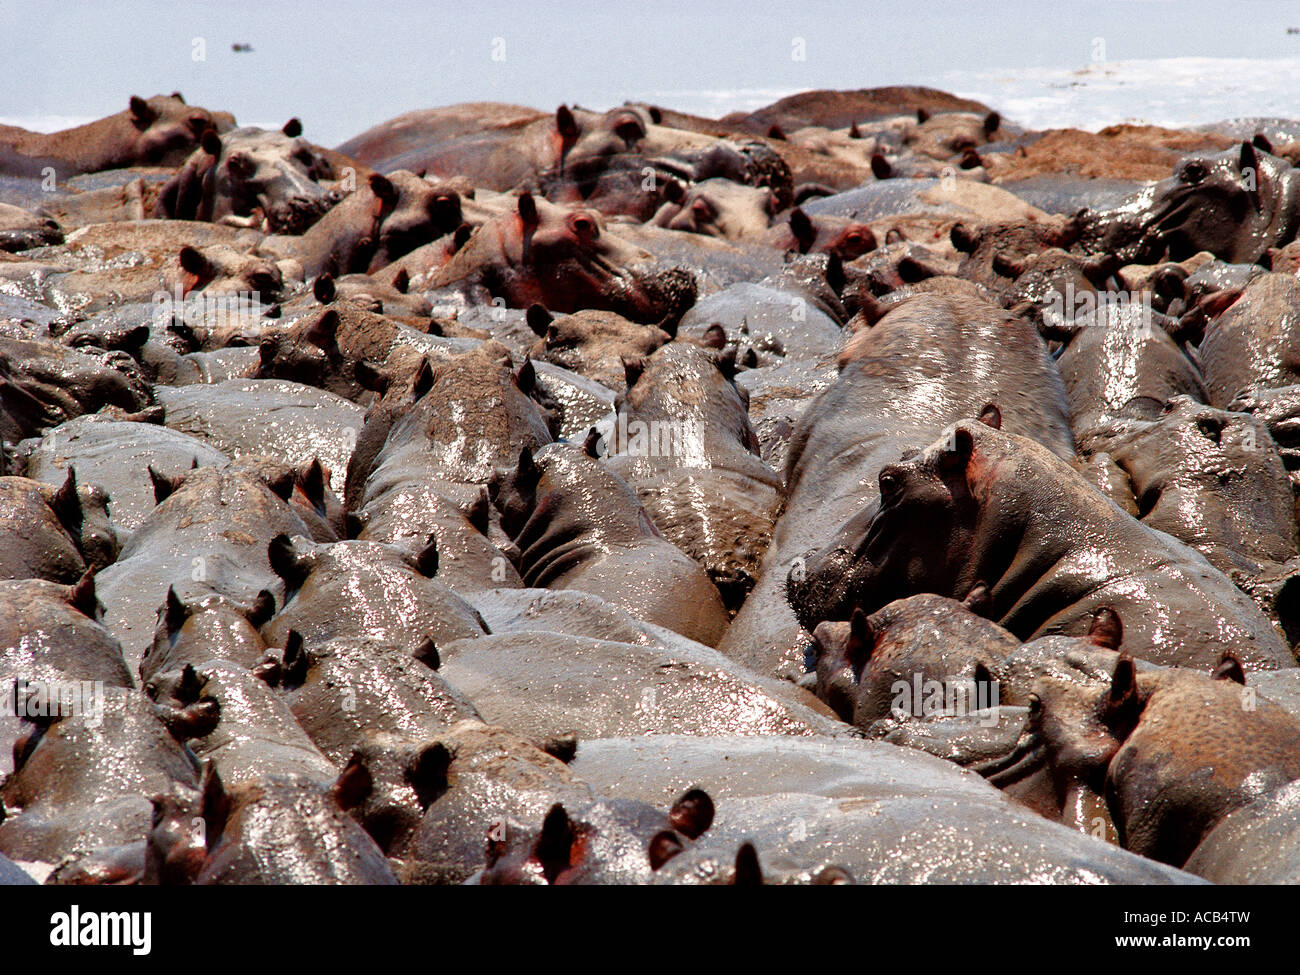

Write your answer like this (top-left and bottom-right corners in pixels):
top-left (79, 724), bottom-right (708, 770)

top-left (262, 190), bottom-right (340, 234)
top-left (970, 722), bottom-right (1046, 787)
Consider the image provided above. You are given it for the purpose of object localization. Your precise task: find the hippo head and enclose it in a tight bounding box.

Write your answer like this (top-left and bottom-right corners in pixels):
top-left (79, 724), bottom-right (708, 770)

top-left (437, 194), bottom-right (697, 327)
top-left (177, 244), bottom-right (285, 301)
top-left (368, 171), bottom-right (464, 271)
top-left (1122, 142), bottom-right (1298, 264)
top-left (211, 123), bottom-right (341, 233)
top-left (126, 93), bottom-right (234, 167)
top-left (652, 178), bottom-right (778, 240)
top-left (550, 105), bottom-right (656, 177)
top-left (787, 409), bottom-right (1004, 631)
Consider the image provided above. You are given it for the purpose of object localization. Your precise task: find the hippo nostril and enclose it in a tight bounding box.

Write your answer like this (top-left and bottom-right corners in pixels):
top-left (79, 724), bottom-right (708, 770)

top-left (1196, 417), bottom-right (1224, 444)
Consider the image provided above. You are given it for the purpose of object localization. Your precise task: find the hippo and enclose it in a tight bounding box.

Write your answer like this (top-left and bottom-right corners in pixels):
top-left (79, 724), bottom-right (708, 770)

top-left (489, 443), bottom-right (730, 646)
top-left (174, 243), bottom-right (288, 302)
top-left (155, 123), bottom-right (341, 234)
top-left (810, 592), bottom-right (1019, 730)
top-left (1077, 142), bottom-right (1300, 264)
top-left (149, 763), bottom-right (397, 885)
top-left (0, 470), bottom-right (117, 582)
top-left (0, 203), bottom-right (62, 252)
top-left (979, 652), bottom-right (1300, 868)
top-left (0, 573), bottom-right (131, 688)
top-left (721, 290), bottom-right (1073, 679)
top-left (601, 343), bottom-right (783, 608)
top-left (790, 417), bottom-right (1295, 671)
top-left (258, 171), bottom-right (462, 279)
top-left (1198, 272), bottom-right (1300, 407)
top-left (651, 178), bottom-right (778, 241)
top-left (0, 94), bottom-right (234, 177)
top-left (417, 194), bottom-right (697, 327)
top-left (524, 305), bottom-right (671, 392)
top-left (0, 687), bottom-right (202, 876)
top-left (473, 789), bottom-right (716, 884)
top-left (1184, 780), bottom-right (1300, 883)
top-left (138, 588), bottom-right (275, 689)
top-left (261, 534), bottom-right (487, 653)
top-left (763, 207), bottom-right (878, 261)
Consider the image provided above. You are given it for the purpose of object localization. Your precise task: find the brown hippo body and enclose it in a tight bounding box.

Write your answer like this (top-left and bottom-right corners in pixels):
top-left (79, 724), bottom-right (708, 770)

top-left (0, 471), bottom-right (117, 582)
top-left (722, 291), bottom-right (1073, 678)
top-left (790, 419), bottom-right (1294, 671)
top-left (1199, 272), bottom-right (1300, 407)
top-left (0, 94), bottom-right (234, 178)
top-left (603, 343), bottom-right (782, 609)
top-left (526, 307), bottom-right (671, 392)
top-left (491, 443), bottom-right (730, 646)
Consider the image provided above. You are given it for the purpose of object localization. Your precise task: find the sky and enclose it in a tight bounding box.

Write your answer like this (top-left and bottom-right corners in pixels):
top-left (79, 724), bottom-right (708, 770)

top-left (4, 1), bottom-right (1300, 145)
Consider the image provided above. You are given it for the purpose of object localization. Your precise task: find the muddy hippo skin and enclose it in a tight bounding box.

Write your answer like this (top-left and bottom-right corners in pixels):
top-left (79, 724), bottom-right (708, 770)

top-left (722, 291), bottom-right (1073, 678)
top-left (174, 243), bottom-right (287, 302)
top-left (1077, 142), bottom-right (1300, 263)
top-left (0, 203), bottom-right (63, 252)
top-left (426, 194), bottom-right (697, 326)
top-left (0, 94), bottom-right (234, 177)
top-left (138, 587), bottom-right (275, 689)
top-left (1198, 272), bottom-right (1300, 407)
top-left (524, 305), bottom-right (670, 391)
top-left (811, 592), bottom-right (1018, 730)
top-left (474, 789), bottom-right (715, 884)
top-left (982, 652), bottom-right (1300, 868)
top-left (790, 418), bottom-right (1294, 671)
top-left (0, 687), bottom-right (201, 873)
top-left (259, 171), bottom-right (462, 279)
top-left (1183, 779), bottom-right (1300, 883)
top-left (149, 763), bottom-right (397, 885)
top-left (0, 470), bottom-right (117, 582)
top-left (155, 123), bottom-right (341, 234)
top-left (602, 343), bottom-right (782, 609)
top-left (491, 443), bottom-right (730, 646)
top-left (262, 534), bottom-right (487, 653)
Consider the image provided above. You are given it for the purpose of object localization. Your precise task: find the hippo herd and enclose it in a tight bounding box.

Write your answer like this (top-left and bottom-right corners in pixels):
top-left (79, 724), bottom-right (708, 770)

top-left (3, 85), bottom-right (1300, 885)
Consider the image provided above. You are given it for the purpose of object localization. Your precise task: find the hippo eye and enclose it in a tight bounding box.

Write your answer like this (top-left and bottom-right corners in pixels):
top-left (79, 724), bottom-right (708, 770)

top-left (1181, 161), bottom-right (1207, 184)
top-left (570, 214), bottom-right (598, 238)
top-left (1027, 693), bottom-right (1042, 717)
top-left (879, 468), bottom-right (903, 504)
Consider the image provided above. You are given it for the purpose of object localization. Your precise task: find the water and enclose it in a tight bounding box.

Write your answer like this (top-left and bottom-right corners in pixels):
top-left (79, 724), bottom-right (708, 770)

top-left (4, 0), bottom-right (1300, 145)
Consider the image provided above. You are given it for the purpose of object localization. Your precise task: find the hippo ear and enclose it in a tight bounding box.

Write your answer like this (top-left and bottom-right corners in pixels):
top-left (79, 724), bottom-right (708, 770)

top-left (871, 152), bottom-right (893, 181)
top-left (536, 803), bottom-right (578, 884)
top-left (413, 636), bottom-right (441, 671)
top-left (940, 427), bottom-right (975, 479)
top-left (414, 534), bottom-right (439, 577)
top-left (369, 173), bottom-right (398, 206)
top-left (392, 268), bottom-right (410, 294)
top-left (178, 245), bottom-right (211, 278)
top-left (733, 842), bottom-right (763, 886)
top-left (451, 223), bottom-right (473, 254)
top-left (201, 128), bottom-right (222, 156)
top-left (514, 356), bottom-right (537, 395)
top-left (412, 358), bottom-right (435, 401)
top-left (555, 105), bottom-right (579, 140)
top-left (163, 585), bottom-right (188, 637)
top-left (885, 227), bottom-right (907, 245)
top-left (1239, 140), bottom-right (1259, 176)
top-left (148, 465), bottom-right (186, 504)
top-left (950, 223), bottom-right (977, 253)
top-left (983, 111), bottom-right (1001, 137)
top-left (977, 403), bottom-right (1002, 430)
top-left (171, 91), bottom-right (186, 104)
top-left (622, 355), bottom-right (647, 390)
top-left (330, 753), bottom-right (373, 811)
top-left (916, 108), bottom-right (931, 124)
top-left (247, 589), bottom-right (276, 629)
top-left (1104, 654), bottom-right (1142, 733)
top-left (67, 569), bottom-right (100, 620)
top-left (49, 468), bottom-right (83, 536)
top-left (648, 830), bottom-right (685, 870)
top-left (282, 630), bottom-right (310, 686)
top-left (517, 446), bottom-right (541, 490)
top-left (153, 693), bottom-right (220, 743)
top-left (296, 458), bottom-right (327, 514)
top-left (525, 303), bottom-right (553, 336)
top-left (200, 762), bottom-right (231, 848)
top-left (669, 788), bottom-right (714, 840)
top-left (262, 468), bottom-right (295, 502)
top-left (1213, 650), bottom-right (1247, 686)
top-left (991, 252), bottom-right (1025, 279)
top-left (1086, 606), bottom-right (1123, 650)
top-left (789, 207), bottom-right (815, 252)
top-left (406, 742), bottom-right (451, 808)
top-left (268, 534), bottom-right (310, 592)
top-left (354, 359), bottom-right (388, 394)
top-left (848, 120), bottom-right (862, 139)
top-left (517, 191), bottom-right (539, 226)
top-left (961, 581), bottom-right (993, 617)
top-left (846, 607), bottom-right (875, 671)
top-left (313, 273), bottom-right (336, 305)
top-left (129, 95), bottom-right (156, 124)
top-left (305, 309), bottom-right (339, 351)
top-left (282, 118), bottom-right (303, 138)
top-left (1252, 133), bottom-right (1273, 154)
top-left (583, 427), bottom-right (604, 459)
top-left (464, 489), bottom-right (490, 536)
top-left (700, 323), bottom-right (727, 350)
top-left (898, 255), bottom-right (935, 284)
top-left (825, 253), bottom-right (845, 294)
